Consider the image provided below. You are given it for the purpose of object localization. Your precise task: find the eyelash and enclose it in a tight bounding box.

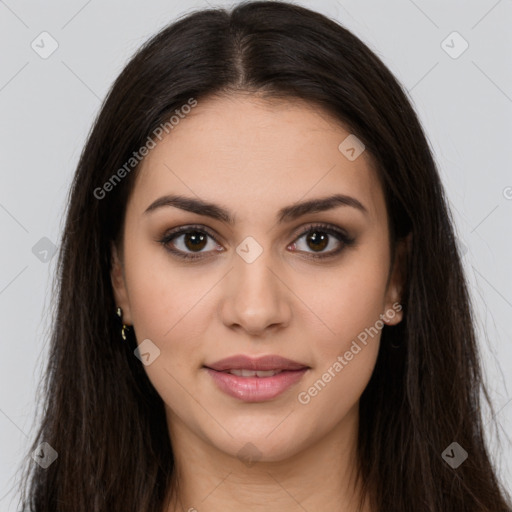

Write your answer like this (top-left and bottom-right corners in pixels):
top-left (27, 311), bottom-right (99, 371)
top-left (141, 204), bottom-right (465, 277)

top-left (158, 223), bottom-right (355, 261)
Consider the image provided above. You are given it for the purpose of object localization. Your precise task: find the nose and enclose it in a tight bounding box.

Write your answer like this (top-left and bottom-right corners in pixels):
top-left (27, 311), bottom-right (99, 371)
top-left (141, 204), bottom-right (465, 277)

top-left (219, 246), bottom-right (292, 336)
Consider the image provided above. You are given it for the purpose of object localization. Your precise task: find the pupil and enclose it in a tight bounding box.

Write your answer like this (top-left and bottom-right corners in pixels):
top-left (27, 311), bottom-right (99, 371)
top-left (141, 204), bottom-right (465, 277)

top-left (185, 232), bottom-right (207, 251)
top-left (308, 231), bottom-right (328, 251)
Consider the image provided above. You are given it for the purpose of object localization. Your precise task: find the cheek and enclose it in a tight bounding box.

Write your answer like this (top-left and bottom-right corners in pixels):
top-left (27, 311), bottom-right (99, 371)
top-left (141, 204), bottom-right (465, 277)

top-left (295, 256), bottom-right (389, 418)
top-left (123, 237), bottom-right (213, 343)
top-left (303, 243), bottom-right (390, 360)
top-left (122, 250), bottom-right (212, 414)
top-left (294, 343), bottom-right (378, 441)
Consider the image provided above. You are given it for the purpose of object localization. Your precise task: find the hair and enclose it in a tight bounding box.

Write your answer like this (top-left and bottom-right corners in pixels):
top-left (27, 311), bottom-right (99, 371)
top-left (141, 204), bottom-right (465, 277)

top-left (14, 1), bottom-right (511, 511)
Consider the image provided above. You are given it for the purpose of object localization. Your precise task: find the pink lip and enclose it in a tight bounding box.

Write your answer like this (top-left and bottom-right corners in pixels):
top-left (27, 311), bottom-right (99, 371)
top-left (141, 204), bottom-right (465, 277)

top-left (205, 354), bottom-right (308, 372)
top-left (204, 368), bottom-right (308, 402)
top-left (203, 354), bottom-right (310, 402)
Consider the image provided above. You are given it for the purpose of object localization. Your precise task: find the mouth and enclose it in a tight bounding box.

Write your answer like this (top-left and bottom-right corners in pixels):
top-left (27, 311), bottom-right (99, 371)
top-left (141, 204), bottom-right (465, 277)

top-left (203, 359), bottom-right (310, 402)
top-left (203, 354), bottom-right (310, 402)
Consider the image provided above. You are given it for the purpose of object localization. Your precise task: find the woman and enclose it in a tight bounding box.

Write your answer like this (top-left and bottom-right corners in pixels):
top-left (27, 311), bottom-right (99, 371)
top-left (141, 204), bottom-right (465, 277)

top-left (16, 1), bottom-right (512, 511)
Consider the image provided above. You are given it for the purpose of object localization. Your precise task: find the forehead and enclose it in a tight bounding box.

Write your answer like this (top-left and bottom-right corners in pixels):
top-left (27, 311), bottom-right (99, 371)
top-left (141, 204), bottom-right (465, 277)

top-left (129, 94), bottom-right (385, 222)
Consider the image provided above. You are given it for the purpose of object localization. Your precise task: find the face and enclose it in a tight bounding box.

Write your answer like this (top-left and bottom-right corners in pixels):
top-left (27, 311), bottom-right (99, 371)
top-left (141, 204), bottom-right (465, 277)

top-left (110, 94), bottom-right (406, 464)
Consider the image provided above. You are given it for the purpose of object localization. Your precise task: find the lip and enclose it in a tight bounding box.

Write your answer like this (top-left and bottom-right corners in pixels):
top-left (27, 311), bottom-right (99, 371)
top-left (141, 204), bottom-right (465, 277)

top-left (204, 368), bottom-right (308, 402)
top-left (203, 354), bottom-right (310, 402)
top-left (204, 354), bottom-right (308, 372)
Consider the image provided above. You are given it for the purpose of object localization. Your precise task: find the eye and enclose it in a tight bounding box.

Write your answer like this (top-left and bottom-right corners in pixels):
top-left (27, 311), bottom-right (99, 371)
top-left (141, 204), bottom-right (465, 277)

top-left (288, 223), bottom-right (355, 259)
top-left (158, 224), bottom-right (223, 261)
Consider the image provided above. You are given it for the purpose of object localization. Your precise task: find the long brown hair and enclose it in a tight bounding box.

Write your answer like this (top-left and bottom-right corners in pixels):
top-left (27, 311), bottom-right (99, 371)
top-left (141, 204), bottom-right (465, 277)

top-left (15, 1), bottom-right (512, 510)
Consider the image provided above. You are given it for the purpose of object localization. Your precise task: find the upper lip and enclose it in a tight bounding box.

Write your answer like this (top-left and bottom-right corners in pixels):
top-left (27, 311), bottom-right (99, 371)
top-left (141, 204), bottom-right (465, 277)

top-left (204, 355), bottom-right (309, 372)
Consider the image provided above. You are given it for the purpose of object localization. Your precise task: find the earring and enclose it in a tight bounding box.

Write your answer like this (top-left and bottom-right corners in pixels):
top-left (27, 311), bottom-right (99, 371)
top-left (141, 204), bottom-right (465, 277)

top-left (116, 306), bottom-right (131, 341)
top-left (389, 337), bottom-right (402, 349)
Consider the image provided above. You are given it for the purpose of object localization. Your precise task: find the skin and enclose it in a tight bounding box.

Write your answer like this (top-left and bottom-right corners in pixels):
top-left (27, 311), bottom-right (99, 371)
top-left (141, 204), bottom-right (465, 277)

top-left (110, 93), bottom-right (408, 512)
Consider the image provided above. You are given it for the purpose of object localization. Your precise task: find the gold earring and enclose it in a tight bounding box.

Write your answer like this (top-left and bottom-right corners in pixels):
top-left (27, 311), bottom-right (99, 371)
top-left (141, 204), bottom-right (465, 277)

top-left (116, 306), bottom-right (130, 341)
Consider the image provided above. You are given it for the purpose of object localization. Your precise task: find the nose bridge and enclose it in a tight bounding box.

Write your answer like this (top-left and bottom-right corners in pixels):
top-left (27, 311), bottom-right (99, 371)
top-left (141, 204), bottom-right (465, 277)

top-left (237, 249), bottom-right (276, 293)
top-left (221, 235), bottom-right (291, 333)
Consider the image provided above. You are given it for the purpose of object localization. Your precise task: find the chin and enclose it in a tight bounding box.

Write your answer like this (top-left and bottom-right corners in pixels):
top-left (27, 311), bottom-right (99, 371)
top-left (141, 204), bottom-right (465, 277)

top-left (203, 419), bottom-right (314, 464)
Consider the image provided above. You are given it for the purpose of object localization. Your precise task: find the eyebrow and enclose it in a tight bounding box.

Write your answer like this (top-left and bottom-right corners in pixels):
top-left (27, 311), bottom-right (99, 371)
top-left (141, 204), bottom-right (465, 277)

top-left (143, 193), bottom-right (368, 224)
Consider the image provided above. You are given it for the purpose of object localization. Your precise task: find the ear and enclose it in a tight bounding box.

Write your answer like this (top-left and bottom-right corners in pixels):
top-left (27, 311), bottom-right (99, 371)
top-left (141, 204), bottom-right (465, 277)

top-left (110, 241), bottom-right (133, 325)
top-left (383, 232), bottom-right (411, 326)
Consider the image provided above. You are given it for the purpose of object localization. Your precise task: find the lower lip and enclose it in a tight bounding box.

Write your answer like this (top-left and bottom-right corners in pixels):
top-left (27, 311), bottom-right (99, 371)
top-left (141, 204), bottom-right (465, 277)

top-left (204, 368), bottom-right (308, 402)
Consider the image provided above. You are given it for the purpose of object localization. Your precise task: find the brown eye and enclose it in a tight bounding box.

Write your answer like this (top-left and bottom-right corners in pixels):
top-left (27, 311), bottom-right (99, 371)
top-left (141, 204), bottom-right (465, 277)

top-left (182, 231), bottom-right (208, 252)
top-left (305, 231), bottom-right (329, 252)
top-left (289, 223), bottom-right (355, 259)
top-left (159, 225), bottom-right (223, 260)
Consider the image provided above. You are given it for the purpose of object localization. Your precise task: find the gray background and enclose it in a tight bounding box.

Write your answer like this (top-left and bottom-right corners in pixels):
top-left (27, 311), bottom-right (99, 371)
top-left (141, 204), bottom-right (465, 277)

top-left (1, 0), bottom-right (511, 508)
